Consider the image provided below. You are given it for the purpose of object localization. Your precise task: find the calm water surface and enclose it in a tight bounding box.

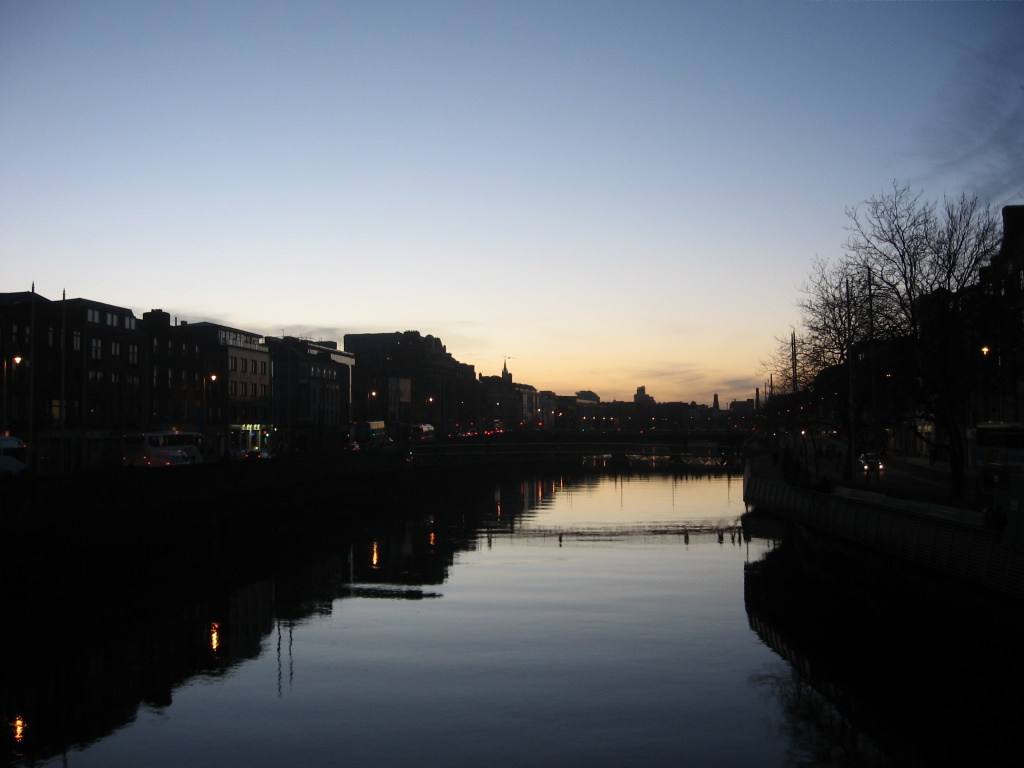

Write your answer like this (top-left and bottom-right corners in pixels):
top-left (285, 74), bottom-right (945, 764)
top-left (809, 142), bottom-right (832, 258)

top-left (7, 470), bottom-right (1021, 766)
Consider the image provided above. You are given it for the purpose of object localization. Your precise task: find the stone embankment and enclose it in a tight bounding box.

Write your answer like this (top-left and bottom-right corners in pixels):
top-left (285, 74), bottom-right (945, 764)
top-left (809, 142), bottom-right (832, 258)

top-left (743, 456), bottom-right (1024, 601)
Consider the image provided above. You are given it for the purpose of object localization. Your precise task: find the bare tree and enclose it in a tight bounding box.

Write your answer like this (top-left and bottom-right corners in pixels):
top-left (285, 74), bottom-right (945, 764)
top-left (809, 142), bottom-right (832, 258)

top-left (798, 255), bottom-right (870, 371)
top-left (930, 191), bottom-right (1002, 293)
top-left (844, 182), bottom-right (1000, 342)
top-left (840, 182), bottom-right (1002, 498)
top-left (761, 330), bottom-right (818, 395)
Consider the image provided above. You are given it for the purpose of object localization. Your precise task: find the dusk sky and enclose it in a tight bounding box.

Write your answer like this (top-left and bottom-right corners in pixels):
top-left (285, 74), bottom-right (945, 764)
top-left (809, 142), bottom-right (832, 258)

top-left (2, 1), bottom-right (1022, 406)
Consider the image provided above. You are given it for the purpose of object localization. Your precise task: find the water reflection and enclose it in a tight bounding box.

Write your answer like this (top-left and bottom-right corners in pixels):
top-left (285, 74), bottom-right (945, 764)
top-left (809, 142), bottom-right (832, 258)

top-left (744, 518), bottom-right (1024, 766)
top-left (0, 466), bottom-right (747, 767)
top-left (3, 466), bottom-right (1021, 767)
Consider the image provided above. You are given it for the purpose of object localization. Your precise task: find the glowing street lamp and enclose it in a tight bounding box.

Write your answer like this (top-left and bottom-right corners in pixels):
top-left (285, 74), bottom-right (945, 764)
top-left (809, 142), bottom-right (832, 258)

top-left (202, 373), bottom-right (218, 428)
top-left (2, 355), bottom-right (23, 432)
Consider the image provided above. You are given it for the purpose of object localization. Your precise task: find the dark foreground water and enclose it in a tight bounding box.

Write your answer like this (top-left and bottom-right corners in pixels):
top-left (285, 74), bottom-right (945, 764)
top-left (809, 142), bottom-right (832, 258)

top-left (4, 468), bottom-right (1023, 767)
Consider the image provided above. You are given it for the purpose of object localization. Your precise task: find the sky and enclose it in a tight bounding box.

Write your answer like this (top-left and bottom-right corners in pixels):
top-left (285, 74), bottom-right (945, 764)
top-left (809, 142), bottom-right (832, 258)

top-left (2, 0), bottom-right (1022, 407)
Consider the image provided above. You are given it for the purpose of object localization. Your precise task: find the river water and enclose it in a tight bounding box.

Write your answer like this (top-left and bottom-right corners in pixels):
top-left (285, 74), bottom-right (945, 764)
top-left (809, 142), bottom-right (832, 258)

top-left (3, 467), bottom-right (1022, 766)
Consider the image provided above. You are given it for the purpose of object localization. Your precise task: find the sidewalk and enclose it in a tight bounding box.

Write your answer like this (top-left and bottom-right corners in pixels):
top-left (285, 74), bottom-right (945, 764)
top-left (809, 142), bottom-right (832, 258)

top-left (828, 453), bottom-right (977, 511)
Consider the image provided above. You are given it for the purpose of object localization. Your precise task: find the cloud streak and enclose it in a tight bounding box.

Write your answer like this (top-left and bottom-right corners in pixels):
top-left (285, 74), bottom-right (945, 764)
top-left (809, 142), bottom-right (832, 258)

top-left (921, 33), bottom-right (1024, 205)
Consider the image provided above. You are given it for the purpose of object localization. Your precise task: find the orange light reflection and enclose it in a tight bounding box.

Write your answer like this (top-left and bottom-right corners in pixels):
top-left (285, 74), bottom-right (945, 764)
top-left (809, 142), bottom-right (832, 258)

top-left (371, 541), bottom-right (381, 569)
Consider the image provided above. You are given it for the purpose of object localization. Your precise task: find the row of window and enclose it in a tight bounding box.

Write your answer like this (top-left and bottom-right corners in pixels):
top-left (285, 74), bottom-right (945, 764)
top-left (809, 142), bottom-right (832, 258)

top-left (87, 371), bottom-right (142, 392)
top-left (89, 338), bottom-right (140, 363)
top-left (230, 356), bottom-right (268, 375)
top-left (152, 337), bottom-right (201, 359)
top-left (86, 309), bottom-right (137, 330)
top-left (229, 382), bottom-right (269, 398)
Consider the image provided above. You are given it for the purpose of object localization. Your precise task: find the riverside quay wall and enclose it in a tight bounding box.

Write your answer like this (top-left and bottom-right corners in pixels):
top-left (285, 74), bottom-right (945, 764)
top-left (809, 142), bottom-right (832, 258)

top-left (743, 457), bottom-right (1024, 601)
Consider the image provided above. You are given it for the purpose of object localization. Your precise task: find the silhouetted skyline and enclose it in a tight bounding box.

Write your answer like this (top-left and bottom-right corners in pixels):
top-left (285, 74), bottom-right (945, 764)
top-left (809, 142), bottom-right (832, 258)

top-left (2, 1), bottom-right (1021, 405)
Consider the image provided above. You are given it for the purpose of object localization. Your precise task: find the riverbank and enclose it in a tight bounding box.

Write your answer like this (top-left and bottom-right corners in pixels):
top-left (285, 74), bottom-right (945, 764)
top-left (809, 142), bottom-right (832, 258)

top-left (743, 454), bottom-right (1024, 601)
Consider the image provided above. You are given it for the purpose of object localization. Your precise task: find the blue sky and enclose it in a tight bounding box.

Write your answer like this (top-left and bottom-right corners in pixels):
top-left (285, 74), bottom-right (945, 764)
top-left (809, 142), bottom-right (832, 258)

top-left (2, 0), bottom-right (1022, 405)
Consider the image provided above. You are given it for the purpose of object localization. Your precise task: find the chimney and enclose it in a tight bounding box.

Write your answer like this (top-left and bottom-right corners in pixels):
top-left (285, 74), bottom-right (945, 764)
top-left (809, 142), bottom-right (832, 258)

top-left (143, 309), bottom-right (171, 327)
top-left (1001, 205), bottom-right (1024, 261)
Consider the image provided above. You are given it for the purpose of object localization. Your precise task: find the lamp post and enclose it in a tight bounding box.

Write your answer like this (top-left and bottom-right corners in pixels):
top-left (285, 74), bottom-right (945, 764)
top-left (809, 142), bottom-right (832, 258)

top-left (2, 355), bottom-right (23, 433)
top-left (202, 374), bottom-right (218, 455)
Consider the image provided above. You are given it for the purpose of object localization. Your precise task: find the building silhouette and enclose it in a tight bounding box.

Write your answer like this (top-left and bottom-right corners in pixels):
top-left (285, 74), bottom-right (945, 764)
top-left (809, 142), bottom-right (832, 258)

top-left (264, 336), bottom-right (354, 452)
top-left (344, 330), bottom-right (477, 437)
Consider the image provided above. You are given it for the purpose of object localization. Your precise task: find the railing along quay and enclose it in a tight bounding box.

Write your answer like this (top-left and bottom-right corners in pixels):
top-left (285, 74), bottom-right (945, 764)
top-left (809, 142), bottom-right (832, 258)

top-left (742, 457), bottom-right (1024, 601)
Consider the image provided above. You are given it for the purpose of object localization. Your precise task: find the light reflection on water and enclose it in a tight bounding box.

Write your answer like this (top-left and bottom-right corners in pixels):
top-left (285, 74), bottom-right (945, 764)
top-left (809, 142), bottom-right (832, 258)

top-left (21, 472), bottom-right (791, 768)
top-left (14, 470), bottom-right (1017, 767)
top-left (516, 473), bottom-right (746, 531)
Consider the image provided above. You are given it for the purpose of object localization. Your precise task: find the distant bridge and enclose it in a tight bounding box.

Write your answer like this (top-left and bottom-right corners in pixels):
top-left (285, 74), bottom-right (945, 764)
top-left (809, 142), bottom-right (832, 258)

top-left (404, 440), bottom-right (742, 469)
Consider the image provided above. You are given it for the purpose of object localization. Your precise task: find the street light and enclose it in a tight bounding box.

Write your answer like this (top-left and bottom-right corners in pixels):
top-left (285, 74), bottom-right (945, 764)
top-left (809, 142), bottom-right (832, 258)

top-left (202, 374), bottom-right (217, 427)
top-left (2, 355), bottom-right (23, 433)
top-left (200, 373), bottom-right (218, 459)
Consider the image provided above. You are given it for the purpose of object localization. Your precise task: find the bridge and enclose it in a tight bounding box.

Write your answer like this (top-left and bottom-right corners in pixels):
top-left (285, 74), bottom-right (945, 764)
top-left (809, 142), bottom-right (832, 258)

top-left (402, 439), bottom-right (739, 469)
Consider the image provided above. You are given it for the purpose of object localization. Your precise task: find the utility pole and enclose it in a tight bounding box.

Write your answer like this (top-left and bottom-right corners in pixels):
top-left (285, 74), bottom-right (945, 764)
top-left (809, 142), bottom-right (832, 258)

top-left (846, 278), bottom-right (856, 482)
top-left (790, 330), bottom-right (798, 394)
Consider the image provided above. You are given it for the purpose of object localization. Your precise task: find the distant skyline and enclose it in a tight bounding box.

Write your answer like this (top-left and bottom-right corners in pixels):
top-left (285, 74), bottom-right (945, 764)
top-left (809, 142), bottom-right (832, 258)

top-left (3, 1), bottom-right (1022, 406)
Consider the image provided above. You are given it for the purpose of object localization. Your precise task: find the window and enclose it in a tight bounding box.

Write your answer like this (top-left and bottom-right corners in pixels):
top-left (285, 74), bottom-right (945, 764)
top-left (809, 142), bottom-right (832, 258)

top-left (73, 331), bottom-right (81, 352)
top-left (230, 356), bottom-right (238, 371)
top-left (87, 309), bottom-right (100, 323)
top-left (111, 341), bottom-right (121, 357)
top-left (241, 358), bottom-right (248, 373)
top-left (90, 338), bottom-right (102, 360)
top-left (128, 344), bottom-right (138, 365)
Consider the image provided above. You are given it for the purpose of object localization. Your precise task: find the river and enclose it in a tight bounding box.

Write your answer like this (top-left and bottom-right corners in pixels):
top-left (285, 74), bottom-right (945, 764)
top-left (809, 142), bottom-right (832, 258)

top-left (2, 466), bottom-right (1021, 766)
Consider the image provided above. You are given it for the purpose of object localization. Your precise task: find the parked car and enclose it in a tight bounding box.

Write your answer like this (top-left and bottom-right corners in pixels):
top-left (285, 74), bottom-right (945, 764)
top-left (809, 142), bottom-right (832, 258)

top-left (858, 452), bottom-right (884, 472)
top-left (243, 449), bottom-right (271, 460)
top-left (0, 435), bottom-right (28, 476)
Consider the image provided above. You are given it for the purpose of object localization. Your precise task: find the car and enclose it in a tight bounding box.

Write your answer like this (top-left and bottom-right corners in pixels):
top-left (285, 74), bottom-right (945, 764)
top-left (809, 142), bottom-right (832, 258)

top-left (0, 435), bottom-right (28, 475)
top-left (152, 449), bottom-right (193, 467)
top-left (243, 449), bottom-right (271, 460)
top-left (858, 452), bottom-right (884, 472)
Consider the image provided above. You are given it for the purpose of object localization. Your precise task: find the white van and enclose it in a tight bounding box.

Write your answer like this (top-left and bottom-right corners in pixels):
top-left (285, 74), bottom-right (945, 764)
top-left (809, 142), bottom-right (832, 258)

top-left (122, 432), bottom-right (204, 467)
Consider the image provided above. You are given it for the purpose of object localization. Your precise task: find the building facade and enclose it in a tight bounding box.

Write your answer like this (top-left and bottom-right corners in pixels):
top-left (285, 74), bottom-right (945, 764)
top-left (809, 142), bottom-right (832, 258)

top-left (344, 330), bottom-right (477, 437)
top-left (1, 292), bottom-right (147, 470)
top-left (264, 336), bottom-right (354, 452)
